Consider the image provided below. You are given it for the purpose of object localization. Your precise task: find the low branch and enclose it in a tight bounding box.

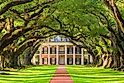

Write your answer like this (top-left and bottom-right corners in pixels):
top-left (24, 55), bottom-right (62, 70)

top-left (0, 0), bottom-right (32, 15)
top-left (9, 9), bottom-right (26, 21)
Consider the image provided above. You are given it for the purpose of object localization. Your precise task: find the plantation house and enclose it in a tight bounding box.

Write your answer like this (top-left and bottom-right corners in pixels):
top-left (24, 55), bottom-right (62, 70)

top-left (32, 36), bottom-right (93, 65)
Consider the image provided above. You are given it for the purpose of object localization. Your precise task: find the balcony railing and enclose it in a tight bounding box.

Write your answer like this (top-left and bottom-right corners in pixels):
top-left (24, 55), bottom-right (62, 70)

top-left (76, 51), bottom-right (81, 54)
top-left (50, 51), bottom-right (56, 54)
top-left (67, 51), bottom-right (73, 54)
top-left (59, 51), bottom-right (65, 54)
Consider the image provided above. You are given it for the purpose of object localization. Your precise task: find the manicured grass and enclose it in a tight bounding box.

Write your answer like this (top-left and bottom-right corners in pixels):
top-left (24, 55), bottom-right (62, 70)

top-left (66, 66), bottom-right (124, 83)
top-left (0, 66), bottom-right (57, 83)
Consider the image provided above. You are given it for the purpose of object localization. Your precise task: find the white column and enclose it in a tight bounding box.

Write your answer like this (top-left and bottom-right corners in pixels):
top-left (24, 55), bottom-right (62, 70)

top-left (73, 46), bottom-right (75, 65)
top-left (56, 45), bottom-right (59, 65)
top-left (39, 47), bottom-right (42, 65)
top-left (48, 45), bottom-right (50, 65)
top-left (32, 55), bottom-right (36, 65)
top-left (90, 55), bottom-right (93, 64)
top-left (81, 48), bottom-right (84, 65)
top-left (65, 45), bottom-right (67, 65)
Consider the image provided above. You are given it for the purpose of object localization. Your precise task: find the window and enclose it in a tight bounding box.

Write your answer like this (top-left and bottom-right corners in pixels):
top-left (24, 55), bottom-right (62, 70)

top-left (42, 47), bottom-right (48, 54)
top-left (54, 36), bottom-right (61, 42)
top-left (67, 47), bottom-right (73, 54)
top-left (76, 58), bottom-right (81, 64)
top-left (61, 38), bottom-right (65, 42)
top-left (59, 46), bottom-right (65, 54)
top-left (66, 38), bottom-right (70, 42)
top-left (50, 47), bottom-right (56, 54)
top-left (75, 47), bottom-right (81, 54)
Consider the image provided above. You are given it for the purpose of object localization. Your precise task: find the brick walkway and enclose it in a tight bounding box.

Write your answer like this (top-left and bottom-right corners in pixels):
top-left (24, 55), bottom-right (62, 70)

top-left (50, 65), bottom-right (74, 83)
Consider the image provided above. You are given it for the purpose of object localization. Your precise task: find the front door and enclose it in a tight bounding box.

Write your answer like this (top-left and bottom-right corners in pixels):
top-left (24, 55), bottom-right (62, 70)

top-left (59, 56), bottom-right (65, 65)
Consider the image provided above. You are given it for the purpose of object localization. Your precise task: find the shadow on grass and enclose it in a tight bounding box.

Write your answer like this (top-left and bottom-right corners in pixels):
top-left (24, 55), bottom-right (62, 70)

top-left (27, 69), bottom-right (56, 71)
top-left (1, 75), bottom-right (52, 78)
top-left (67, 66), bottom-right (124, 83)
top-left (1, 77), bottom-right (51, 83)
top-left (0, 72), bottom-right (16, 75)
top-left (0, 66), bottom-right (57, 83)
top-left (71, 74), bottom-right (124, 83)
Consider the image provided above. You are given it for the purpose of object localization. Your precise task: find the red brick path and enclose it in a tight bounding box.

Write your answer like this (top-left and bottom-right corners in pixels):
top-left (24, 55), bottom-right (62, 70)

top-left (50, 65), bottom-right (74, 83)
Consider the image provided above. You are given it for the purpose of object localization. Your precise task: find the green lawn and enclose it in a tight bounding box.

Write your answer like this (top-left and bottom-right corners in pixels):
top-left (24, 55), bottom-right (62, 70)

top-left (0, 66), bottom-right (57, 83)
top-left (66, 66), bottom-right (124, 83)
